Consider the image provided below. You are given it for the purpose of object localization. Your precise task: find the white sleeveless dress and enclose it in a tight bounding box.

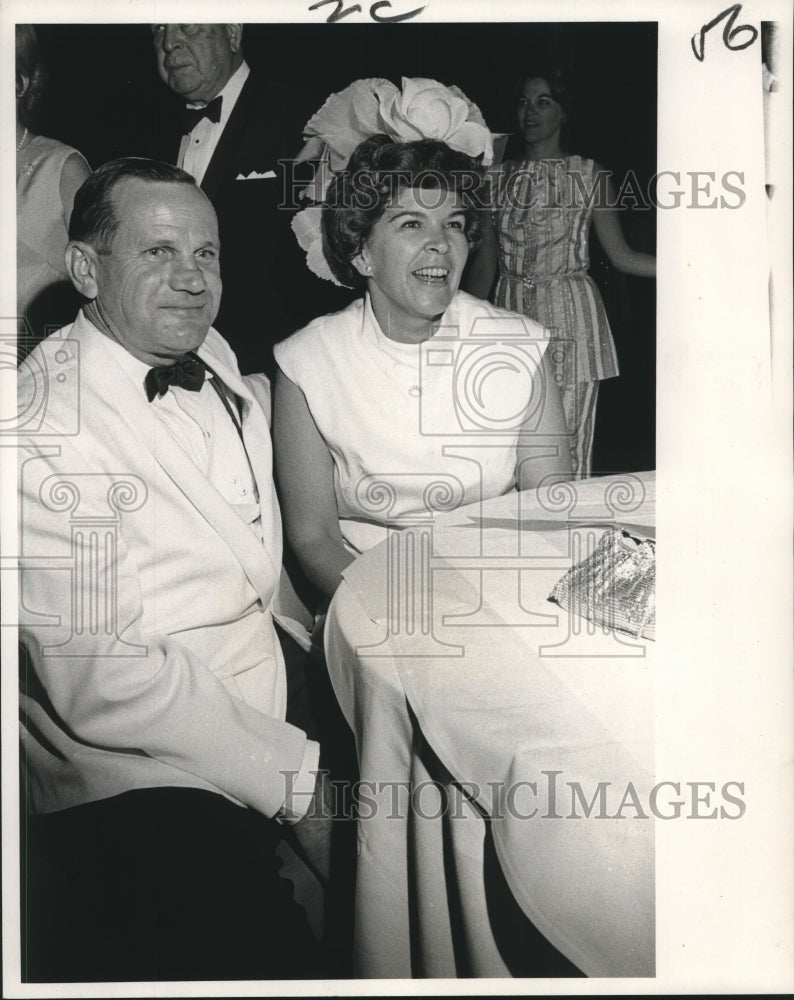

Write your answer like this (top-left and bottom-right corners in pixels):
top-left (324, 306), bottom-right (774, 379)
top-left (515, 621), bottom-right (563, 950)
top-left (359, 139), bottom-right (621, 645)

top-left (274, 291), bottom-right (550, 553)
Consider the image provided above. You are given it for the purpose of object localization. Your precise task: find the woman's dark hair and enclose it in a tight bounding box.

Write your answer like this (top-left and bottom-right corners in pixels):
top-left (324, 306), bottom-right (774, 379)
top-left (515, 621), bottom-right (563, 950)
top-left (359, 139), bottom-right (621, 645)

top-left (509, 62), bottom-right (575, 156)
top-left (322, 136), bottom-right (486, 290)
top-left (69, 157), bottom-right (197, 251)
top-left (16, 25), bottom-right (46, 131)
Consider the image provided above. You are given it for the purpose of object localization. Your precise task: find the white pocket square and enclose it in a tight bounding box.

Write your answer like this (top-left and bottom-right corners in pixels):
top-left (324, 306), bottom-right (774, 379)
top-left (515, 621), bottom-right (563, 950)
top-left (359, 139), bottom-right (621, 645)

top-left (236, 170), bottom-right (276, 180)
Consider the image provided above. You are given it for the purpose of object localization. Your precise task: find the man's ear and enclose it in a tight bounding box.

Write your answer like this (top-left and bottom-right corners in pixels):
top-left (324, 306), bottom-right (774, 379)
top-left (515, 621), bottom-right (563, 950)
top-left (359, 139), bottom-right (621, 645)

top-left (226, 24), bottom-right (243, 54)
top-left (65, 242), bottom-right (100, 300)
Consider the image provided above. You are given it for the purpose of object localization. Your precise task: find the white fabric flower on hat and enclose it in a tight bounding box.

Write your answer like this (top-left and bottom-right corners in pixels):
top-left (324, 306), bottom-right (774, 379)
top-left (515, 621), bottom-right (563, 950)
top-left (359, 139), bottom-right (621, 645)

top-left (295, 76), bottom-right (493, 197)
top-left (297, 78), bottom-right (399, 172)
top-left (379, 77), bottom-right (494, 164)
top-left (291, 204), bottom-right (341, 286)
top-left (292, 76), bottom-right (496, 285)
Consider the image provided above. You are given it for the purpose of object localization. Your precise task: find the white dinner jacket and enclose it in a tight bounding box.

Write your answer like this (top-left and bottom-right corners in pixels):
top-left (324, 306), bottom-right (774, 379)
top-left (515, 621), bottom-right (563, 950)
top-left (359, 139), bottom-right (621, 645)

top-left (19, 312), bottom-right (309, 817)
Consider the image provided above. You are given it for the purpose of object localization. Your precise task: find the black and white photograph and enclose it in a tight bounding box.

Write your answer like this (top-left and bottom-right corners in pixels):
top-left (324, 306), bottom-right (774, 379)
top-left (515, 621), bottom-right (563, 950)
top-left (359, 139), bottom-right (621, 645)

top-left (2, 0), bottom-right (792, 995)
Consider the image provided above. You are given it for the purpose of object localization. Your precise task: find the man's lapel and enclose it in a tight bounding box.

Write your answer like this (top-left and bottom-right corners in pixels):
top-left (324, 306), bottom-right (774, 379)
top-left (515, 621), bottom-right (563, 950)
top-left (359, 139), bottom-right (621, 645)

top-left (163, 129), bottom-right (184, 169)
top-left (73, 317), bottom-right (280, 607)
top-left (197, 334), bottom-right (282, 575)
top-left (200, 76), bottom-right (262, 201)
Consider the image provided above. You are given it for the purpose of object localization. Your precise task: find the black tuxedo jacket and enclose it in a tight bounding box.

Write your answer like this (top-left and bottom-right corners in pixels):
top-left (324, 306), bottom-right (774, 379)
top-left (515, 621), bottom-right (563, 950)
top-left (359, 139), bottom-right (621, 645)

top-left (160, 74), bottom-right (353, 376)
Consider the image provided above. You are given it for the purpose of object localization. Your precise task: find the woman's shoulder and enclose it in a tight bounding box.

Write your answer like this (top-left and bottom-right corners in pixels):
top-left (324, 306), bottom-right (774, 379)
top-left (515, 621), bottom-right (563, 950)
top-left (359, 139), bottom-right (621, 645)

top-left (495, 157), bottom-right (527, 180)
top-left (27, 134), bottom-right (89, 171)
top-left (563, 154), bottom-right (597, 175)
top-left (274, 297), bottom-right (365, 373)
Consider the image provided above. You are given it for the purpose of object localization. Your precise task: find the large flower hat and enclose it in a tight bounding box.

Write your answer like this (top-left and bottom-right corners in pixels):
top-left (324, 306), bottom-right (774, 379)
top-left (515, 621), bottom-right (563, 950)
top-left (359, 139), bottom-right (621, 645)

top-left (292, 77), bottom-right (495, 285)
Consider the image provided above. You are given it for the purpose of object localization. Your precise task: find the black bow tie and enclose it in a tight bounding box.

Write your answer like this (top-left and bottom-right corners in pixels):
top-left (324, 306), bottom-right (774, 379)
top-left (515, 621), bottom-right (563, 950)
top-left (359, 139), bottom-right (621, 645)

top-left (145, 353), bottom-right (207, 401)
top-left (181, 95), bottom-right (222, 134)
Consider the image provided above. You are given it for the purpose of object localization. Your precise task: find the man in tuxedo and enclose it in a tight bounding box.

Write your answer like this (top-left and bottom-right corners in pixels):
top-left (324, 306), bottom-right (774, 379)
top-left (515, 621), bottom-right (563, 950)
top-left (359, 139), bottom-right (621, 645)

top-left (19, 158), bottom-right (330, 982)
top-left (151, 23), bottom-right (351, 377)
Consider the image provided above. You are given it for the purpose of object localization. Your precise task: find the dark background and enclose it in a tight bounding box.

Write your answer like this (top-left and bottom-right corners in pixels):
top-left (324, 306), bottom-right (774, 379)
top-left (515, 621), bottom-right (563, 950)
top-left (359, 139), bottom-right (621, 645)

top-left (32, 21), bottom-right (657, 473)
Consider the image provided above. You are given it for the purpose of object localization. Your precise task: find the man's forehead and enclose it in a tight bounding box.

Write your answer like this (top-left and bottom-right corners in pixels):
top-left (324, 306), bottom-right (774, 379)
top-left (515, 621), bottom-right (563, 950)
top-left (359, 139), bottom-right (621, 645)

top-left (112, 177), bottom-right (209, 209)
top-left (150, 23), bottom-right (228, 38)
top-left (109, 179), bottom-right (218, 236)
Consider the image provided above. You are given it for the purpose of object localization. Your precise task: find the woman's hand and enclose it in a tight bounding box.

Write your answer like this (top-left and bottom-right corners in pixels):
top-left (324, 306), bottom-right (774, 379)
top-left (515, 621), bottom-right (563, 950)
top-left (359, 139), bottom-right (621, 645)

top-left (592, 170), bottom-right (656, 279)
top-left (273, 369), bottom-right (354, 600)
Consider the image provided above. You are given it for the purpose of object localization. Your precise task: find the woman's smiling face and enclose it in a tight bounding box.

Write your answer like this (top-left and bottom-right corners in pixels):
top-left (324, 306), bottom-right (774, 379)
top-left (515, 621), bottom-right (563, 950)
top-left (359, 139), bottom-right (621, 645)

top-left (354, 185), bottom-right (470, 340)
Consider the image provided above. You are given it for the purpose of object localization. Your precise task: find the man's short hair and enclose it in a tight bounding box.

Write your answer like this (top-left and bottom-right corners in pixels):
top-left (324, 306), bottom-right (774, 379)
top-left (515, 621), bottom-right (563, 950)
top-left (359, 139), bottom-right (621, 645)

top-left (69, 157), bottom-right (197, 252)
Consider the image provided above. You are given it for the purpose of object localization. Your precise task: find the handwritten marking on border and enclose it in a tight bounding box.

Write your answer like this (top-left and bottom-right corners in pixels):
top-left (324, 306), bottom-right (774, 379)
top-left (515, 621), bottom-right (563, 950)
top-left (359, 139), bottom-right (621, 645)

top-left (691, 4), bottom-right (758, 61)
top-left (309, 0), bottom-right (427, 23)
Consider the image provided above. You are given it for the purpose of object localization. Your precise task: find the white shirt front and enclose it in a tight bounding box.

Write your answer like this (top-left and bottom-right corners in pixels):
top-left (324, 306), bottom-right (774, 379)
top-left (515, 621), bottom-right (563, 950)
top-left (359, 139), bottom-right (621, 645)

top-left (178, 60), bottom-right (250, 184)
top-left (107, 337), bottom-right (262, 539)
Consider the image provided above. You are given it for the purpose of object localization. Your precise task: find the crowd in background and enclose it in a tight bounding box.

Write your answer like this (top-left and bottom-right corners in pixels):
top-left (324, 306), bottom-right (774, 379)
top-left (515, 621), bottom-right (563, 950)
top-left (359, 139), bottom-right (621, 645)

top-left (19, 20), bottom-right (657, 472)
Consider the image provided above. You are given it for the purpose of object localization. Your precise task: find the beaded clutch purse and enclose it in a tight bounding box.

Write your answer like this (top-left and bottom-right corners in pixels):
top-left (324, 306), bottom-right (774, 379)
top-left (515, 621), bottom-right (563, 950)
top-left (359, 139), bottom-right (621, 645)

top-left (549, 526), bottom-right (656, 641)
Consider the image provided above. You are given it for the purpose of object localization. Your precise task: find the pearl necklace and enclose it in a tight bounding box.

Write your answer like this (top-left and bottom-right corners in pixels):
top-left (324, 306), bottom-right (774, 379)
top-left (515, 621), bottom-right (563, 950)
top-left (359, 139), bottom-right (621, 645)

top-left (16, 127), bottom-right (28, 153)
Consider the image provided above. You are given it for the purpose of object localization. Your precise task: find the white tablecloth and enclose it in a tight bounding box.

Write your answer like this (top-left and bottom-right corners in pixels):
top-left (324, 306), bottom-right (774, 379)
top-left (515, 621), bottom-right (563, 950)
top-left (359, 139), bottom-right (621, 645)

top-left (325, 472), bottom-right (656, 978)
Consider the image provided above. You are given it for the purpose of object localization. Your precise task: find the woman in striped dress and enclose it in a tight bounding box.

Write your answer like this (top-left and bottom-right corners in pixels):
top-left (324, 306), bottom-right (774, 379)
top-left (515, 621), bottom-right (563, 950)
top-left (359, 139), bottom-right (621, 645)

top-left (467, 65), bottom-right (655, 477)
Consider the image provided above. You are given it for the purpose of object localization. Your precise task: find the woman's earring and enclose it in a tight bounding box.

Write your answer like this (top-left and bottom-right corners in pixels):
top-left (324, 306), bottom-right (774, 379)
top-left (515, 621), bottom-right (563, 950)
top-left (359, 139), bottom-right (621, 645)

top-left (353, 252), bottom-right (373, 278)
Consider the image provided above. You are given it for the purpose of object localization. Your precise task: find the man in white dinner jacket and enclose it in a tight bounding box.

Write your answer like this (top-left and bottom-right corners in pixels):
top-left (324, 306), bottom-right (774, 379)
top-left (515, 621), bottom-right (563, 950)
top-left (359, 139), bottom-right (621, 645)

top-left (18, 157), bottom-right (328, 982)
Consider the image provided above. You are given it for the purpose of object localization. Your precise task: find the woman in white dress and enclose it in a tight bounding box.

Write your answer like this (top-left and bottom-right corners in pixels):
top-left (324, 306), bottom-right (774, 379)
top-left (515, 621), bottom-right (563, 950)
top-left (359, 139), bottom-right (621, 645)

top-left (16, 24), bottom-right (91, 354)
top-left (274, 80), bottom-right (573, 602)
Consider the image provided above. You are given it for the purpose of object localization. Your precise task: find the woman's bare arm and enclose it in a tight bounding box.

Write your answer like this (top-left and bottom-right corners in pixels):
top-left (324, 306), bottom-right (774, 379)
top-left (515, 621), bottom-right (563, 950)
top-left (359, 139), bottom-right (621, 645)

top-left (516, 351), bottom-right (574, 490)
top-left (592, 170), bottom-right (656, 278)
top-left (273, 369), bottom-right (354, 600)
